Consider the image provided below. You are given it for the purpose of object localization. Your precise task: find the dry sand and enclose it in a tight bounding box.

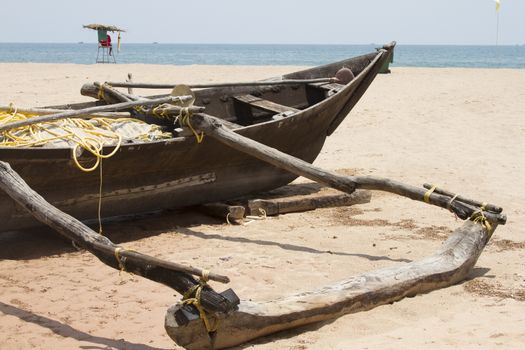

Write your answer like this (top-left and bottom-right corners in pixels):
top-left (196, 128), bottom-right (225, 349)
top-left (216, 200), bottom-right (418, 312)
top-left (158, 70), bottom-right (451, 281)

top-left (0, 63), bottom-right (524, 349)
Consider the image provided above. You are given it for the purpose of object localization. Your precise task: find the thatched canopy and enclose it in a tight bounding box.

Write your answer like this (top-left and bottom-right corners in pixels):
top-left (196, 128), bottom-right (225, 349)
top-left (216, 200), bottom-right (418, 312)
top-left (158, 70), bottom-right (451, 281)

top-left (83, 24), bottom-right (125, 32)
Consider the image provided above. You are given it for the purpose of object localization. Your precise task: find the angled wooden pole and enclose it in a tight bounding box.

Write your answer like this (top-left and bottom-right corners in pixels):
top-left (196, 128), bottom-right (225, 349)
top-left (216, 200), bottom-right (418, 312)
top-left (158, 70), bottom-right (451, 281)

top-left (0, 96), bottom-right (191, 132)
top-left (103, 77), bottom-right (339, 90)
top-left (0, 106), bottom-right (130, 119)
top-left (191, 113), bottom-right (506, 225)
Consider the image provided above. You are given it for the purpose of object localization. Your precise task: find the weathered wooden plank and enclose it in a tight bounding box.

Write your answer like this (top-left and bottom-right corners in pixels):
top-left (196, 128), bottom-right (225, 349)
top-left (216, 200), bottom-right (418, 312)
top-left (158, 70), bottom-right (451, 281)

top-left (234, 94), bottom-right (300, 115)
top-left (309, 82), bottom-right (346, 94)
top-left (247, 189), bottom-right (371, 216)
top-left (165, 221), bottom-right (493, 349)
top-left (198, 202), bottom-right (245, 221)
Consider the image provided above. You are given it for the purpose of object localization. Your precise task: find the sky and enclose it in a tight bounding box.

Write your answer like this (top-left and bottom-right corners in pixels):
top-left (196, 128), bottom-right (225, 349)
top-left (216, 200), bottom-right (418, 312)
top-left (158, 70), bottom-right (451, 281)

top-left (0, 0), bottom-right (523, 45)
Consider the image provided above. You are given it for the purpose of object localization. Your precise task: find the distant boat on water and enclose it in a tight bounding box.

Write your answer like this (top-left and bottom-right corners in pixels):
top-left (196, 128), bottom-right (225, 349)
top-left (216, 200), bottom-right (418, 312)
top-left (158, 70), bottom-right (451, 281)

top-left (153, 41), bottom-right (159, 44)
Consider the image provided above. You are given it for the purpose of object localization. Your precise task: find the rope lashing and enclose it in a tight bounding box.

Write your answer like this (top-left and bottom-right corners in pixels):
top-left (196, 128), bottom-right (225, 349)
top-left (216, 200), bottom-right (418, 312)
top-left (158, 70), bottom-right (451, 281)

top-left (447, 193), bottom-right (459, 211)
top-left (97, 83), bottom-right (110, 100)
top-left (114, 247), bottom-right (126, 272)
top-left (151, 104), bottom-right (171, 119)
top-left (113, 247), bottom-right (138, 277)
top-left (423, 184), bottom-right (437, 203)
top-left (181, 270), bottom-right (219, 333)
top-left (470, 207), bottom-right (493, 233)
top-left (180, 107), bottom-right (204, 143)
top-left (133, 105), bottom-right (149, 115)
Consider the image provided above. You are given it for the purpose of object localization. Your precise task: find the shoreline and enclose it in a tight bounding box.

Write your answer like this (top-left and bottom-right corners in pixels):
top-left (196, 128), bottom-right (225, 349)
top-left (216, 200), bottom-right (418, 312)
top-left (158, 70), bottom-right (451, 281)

top-left (1, 43), bottom-right (524, 69)
top-left (2, 62), bottom-right (525, 68)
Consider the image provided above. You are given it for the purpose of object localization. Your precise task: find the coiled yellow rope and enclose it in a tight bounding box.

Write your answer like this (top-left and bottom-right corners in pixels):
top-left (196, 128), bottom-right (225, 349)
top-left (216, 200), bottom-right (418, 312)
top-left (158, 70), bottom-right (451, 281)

top-left (0, 106), bottom-right (169, 172)
top-left (1, 106), bottom-right (172, 234)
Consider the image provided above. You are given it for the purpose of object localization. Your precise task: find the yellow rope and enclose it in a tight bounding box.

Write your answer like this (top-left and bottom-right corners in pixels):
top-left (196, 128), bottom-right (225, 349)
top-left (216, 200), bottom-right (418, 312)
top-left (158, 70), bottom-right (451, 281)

top-left (151, 105), bottom-right (171, 120)
top-left (113, 247), bottom-right (139, 281)
top-left (98, 159), bottom-right (104, 234)
top-left (181, 270), bottom-right (219, 333)
top-left (423, 184), bottom-right (437, 203)
top-left (97, 84), bottom-right (106, 100)
top-left (447, 193), bottom-right (459, 211)
top-left (114, 247), bottom-right (126, 272)
top-left (143, 95), bottom-right (203, 144)
top-left (179, 107), bottom-right (204, 143)
top-left (133, 105), bottom-right (149, 115)
top-left (471, 208), bottom-right (493, 233)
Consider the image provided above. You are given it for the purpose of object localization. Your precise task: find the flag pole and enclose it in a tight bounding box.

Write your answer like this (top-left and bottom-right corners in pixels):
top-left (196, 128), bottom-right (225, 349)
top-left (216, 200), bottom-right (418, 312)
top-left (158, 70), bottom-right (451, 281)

top-left (496, 10), bottom-right (499, 45)
top-left (495, 0), bottom-right (501, 46)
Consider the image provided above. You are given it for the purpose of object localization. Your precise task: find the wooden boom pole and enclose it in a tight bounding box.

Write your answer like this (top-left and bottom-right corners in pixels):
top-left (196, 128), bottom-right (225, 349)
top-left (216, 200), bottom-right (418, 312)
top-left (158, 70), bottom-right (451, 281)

top-left (0, 96), bottom-right (195, 132)
top-left (191, 113), bottom-right (506, 225)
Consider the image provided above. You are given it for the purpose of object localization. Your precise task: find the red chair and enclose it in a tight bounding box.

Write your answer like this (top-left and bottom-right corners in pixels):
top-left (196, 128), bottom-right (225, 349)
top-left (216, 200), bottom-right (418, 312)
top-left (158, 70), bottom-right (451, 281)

top-left (97, 34), bottom-right (115, 63)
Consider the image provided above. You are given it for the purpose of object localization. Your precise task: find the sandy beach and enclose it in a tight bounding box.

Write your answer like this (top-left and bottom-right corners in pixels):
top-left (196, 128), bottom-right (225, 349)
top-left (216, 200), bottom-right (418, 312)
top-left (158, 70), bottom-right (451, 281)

top-left (0, 63), bottom-right (524, 350)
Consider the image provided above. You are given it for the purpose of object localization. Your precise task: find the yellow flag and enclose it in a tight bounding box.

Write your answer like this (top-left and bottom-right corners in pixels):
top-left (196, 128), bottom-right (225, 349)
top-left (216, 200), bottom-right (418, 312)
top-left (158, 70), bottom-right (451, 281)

top-left (495, 0), bottom-right (501, 12)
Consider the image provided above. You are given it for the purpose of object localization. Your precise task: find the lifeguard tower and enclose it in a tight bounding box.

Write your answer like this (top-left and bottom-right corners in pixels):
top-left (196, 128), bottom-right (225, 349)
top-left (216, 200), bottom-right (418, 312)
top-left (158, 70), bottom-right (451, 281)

top-left (83, 24), bottom-right (125, 63)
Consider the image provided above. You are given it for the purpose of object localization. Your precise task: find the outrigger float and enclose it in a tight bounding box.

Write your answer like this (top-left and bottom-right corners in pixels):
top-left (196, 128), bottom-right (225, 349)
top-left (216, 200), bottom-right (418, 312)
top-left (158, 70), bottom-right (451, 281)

top-left (0, 42), bottom-right (506, 349)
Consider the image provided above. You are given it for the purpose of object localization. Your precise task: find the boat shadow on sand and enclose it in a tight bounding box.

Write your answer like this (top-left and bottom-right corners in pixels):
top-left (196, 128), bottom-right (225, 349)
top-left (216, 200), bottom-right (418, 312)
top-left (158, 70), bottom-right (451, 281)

top-left (1, 182), bottom-right (409, 264)
top-left (0, 301), bottom-right (170, 350)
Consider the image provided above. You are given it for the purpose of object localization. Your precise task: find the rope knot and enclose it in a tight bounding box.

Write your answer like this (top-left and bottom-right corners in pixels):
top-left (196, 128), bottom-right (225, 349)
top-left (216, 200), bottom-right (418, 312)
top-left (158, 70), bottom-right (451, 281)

top-left (114, 247), bottom-right (126, 272)
top-left (470, 208), bottom-right (493, 234)
top-left (423, 184), bottom-right (437, 203)
top-left (180, 269), bottom-right (218, 333)
top-left (180, 107), bottom-right (204, 143)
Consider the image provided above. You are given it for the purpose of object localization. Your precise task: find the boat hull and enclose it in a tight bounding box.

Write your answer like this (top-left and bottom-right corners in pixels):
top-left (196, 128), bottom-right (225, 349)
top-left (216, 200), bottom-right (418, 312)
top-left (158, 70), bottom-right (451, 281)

top-left (0, 43), bottom-right (395, 232)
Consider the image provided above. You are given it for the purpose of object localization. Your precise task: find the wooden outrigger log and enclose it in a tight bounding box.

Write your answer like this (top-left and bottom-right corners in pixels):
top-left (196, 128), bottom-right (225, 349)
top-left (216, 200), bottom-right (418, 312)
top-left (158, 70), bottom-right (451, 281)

top-left (166, 221), bottom-right (493, 350)
top-left (161, 114), bottom-right (506, 349)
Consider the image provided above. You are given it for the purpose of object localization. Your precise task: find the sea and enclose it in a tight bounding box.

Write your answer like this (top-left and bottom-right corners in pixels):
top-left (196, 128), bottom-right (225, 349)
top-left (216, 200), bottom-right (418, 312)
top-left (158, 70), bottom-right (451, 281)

top-left (0, 43), bottom-right (524, 68)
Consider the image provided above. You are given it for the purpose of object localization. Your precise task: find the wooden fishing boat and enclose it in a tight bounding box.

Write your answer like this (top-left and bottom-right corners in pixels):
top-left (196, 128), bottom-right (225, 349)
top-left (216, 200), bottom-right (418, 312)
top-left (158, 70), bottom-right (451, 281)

top-left (0, 39), bottom-right (508, 349)
top-left (0, 43), bottom-right (395, 232)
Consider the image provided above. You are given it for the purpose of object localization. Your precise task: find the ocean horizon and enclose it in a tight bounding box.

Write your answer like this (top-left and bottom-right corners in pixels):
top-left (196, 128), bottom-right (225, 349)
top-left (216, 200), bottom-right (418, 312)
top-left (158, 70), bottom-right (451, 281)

top-left (0, 43), bottom-right (524, 68)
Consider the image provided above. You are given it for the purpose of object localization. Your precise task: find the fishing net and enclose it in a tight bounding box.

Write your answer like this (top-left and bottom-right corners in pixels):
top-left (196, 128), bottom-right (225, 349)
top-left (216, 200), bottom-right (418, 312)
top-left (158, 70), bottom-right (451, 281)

top-left (0, 109), bottom-right (172, 171)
